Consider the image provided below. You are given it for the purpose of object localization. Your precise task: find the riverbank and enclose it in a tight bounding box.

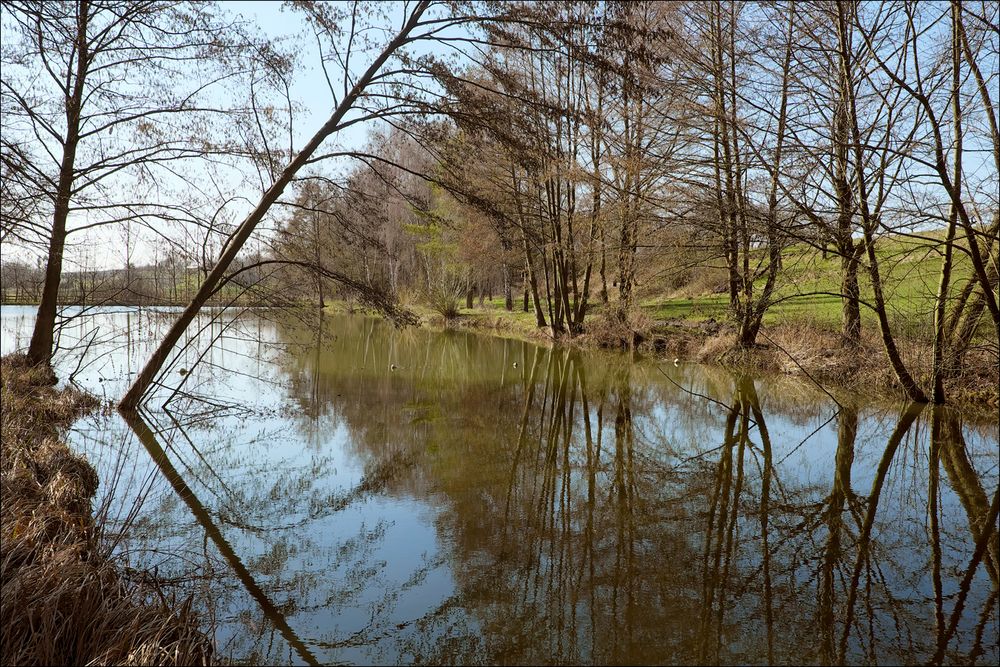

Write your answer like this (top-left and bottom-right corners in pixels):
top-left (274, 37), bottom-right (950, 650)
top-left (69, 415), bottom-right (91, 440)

top-left (0, 354), bottom-right (214, 666)
top-left (329, 299), bottom-right (999, 417)
top-left (4, 297), bottom-right (994, 415)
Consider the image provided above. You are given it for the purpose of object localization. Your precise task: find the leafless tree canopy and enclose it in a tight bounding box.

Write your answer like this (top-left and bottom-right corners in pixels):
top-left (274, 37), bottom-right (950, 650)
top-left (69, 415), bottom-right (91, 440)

top-left (0, 0), bottom-right (995, 408)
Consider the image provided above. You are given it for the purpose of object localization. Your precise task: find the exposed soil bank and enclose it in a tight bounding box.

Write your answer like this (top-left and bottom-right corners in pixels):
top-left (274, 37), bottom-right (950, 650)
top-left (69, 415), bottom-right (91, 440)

top-left (0, 354), bottom-right (214, 666)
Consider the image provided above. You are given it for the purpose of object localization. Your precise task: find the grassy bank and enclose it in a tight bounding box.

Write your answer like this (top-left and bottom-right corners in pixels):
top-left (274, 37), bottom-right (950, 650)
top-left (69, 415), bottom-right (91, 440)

top-left (0, 355), bottom-right (213, 666)
top-left (642, 232), bottom-right (980, 339)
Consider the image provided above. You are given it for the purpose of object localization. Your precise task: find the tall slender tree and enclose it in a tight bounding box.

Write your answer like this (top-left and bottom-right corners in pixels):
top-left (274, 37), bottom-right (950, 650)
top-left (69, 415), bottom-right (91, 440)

top-left (1, 0), bottom-right (286, 372)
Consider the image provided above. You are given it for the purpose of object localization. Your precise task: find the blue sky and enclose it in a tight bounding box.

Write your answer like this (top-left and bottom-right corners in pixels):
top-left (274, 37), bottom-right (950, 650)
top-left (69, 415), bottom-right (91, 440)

top-left (229, 0), bottom-right (345, 149)
top-left (1, 1), bottom-right (403, 269)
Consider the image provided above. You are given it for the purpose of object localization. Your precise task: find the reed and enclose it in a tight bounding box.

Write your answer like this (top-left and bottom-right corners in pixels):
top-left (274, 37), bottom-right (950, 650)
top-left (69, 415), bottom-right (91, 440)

top-left (1, 354), bottom-right (214, 666)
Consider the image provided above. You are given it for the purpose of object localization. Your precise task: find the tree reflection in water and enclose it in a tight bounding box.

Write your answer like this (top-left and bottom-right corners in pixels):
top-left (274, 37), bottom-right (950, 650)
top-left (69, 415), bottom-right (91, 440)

top-left (72, 310), bottom-right (995, 666)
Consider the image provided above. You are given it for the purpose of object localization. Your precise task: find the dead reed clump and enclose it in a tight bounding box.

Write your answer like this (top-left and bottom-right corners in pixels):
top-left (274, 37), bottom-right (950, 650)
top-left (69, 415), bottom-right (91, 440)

top-left (943, 345), bottom-right (1000, 411)
top-left (716, 344), bottom-right (783, 373)
top-left (696, 332), bottom-right (737, 365)
top-left (582, 310), bottom-right (654, 350)
top-left (762, 324), bottom-right (917, 395)
top-left (764, 324), bottom-right (858, 377)
top-left (1, 354), bottom-right (214, 666)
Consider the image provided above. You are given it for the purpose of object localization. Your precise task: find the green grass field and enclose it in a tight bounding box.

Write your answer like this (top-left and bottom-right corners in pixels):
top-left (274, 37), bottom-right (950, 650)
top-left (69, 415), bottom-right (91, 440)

top-left (417, 232), bottom-right (986, 344)
top-left (641, 232), bottom-right (980, 340)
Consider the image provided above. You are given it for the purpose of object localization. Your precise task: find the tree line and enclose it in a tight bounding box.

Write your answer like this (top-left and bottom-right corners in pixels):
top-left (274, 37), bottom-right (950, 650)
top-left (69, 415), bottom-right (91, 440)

top-left (0, 0), bottom-right (996, 408)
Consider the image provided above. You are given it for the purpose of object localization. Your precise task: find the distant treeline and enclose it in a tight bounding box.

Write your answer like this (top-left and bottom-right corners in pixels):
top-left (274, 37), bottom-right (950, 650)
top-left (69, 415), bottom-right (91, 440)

top-left (0, 260), bottom-right (272, 307)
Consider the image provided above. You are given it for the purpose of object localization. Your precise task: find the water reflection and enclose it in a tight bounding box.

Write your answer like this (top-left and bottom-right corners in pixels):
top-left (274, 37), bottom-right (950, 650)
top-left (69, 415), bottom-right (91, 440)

top-left (934, 409), bottom-right (1000, 586)
top-left (265, 315), bottom-right (997, 665)
top-left (2, 306), bottom-right (995, 665)
top-left (122, 409), bottom-right (322, 666)
top-left (819, 399), bottom-right (858, 665)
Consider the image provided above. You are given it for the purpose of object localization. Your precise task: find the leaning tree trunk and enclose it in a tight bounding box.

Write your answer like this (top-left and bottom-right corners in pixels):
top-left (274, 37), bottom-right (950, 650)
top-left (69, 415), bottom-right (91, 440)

top-left (27, 155), bottom-right (75, 370)
top-left (943, 264), bottom-right (998, 379)
top-left (837, 2), bottom-right (926, 403)
top-left (119, 1), bottom-right (430, 409)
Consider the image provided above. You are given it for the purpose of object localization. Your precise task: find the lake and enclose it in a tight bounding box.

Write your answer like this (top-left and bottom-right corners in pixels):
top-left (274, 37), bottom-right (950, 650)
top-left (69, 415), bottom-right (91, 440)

top-left (2, 305), bottom-right (997, 665)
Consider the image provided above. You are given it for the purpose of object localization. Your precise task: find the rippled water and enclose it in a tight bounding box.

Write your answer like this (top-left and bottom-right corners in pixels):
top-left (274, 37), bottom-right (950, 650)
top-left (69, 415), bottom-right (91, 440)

top-left (2, 305), bottom-right (997, 665)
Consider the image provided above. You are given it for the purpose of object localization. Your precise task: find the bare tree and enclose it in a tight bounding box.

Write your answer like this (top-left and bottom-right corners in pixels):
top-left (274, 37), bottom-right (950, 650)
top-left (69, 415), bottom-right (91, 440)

top-left (1, 0), bottom-right (286, 372)
top-left (121, 1), bottom-right (438, 408)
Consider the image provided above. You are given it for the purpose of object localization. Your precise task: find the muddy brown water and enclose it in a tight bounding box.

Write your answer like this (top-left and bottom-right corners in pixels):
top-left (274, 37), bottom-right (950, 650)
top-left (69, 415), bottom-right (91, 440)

top-left (2, 305), bottom-right (997, 665)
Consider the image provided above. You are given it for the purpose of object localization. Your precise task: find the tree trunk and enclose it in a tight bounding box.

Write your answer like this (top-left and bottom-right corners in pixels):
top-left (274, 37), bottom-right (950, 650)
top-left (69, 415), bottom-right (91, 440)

top-left (840, 246), bottom-right (862, 346)
top-left (26, 1), bottom-right (89, 371)
top-left (943, 264), bottom-right (997, 377)
top-left (932, 7), bottom-right (963, 405)
top-left (523, 267), bottom-right (530, 313)
top-left (599, 226), bottom-right (609, 305)
top-left (736, 6), bottom-right (792, 352)
top-left (837, 1), bottom-right (927, 402)
top-left (502, 259), bottom-right (513, 311)
top-left (523, 237), bottom-right (546, 328)
top-left (737, 316), bottom-right (759, 349)
top-left (833, 75), bottom-right (860, 347)
top-left (861, 195), bottom-right (926, 402)
top-left (119, 1), bottom-right (430, 409)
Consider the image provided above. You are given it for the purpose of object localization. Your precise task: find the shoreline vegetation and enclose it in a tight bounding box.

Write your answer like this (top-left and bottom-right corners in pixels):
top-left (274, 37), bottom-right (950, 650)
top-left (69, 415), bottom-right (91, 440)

top-left (3, 296), bottom-right (997, 416)
top-left (0, 355), bottom-right (212, 666)
top-left (329, 298), bottom-right (1000, 418)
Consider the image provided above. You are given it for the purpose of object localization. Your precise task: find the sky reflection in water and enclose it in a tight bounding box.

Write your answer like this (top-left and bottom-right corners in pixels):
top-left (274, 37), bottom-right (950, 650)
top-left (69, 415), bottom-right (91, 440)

top-left (1, 305), bottom-right (997, 665)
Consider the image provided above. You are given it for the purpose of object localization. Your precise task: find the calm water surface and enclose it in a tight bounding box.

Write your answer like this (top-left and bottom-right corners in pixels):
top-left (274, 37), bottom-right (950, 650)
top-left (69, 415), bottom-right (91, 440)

top-left (2, 305), bottom-right (997, 665)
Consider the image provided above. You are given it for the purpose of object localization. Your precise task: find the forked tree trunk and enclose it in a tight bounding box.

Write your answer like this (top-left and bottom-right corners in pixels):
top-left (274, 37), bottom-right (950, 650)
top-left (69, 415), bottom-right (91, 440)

top-left (833, 87), bottom-right (861, 347)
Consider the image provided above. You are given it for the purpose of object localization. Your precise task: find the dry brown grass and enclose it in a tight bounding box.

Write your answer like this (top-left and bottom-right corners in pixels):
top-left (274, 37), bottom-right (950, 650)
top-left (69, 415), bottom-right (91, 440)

top-left (579, 309), bottom-right (655, 350)
top-left (687, 323), bottom-right (999, 413)
top-left (1, 354), bottom-right (214, 666)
